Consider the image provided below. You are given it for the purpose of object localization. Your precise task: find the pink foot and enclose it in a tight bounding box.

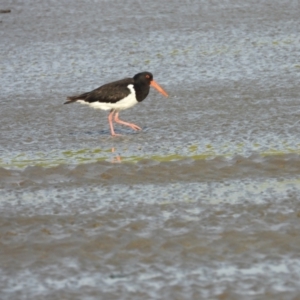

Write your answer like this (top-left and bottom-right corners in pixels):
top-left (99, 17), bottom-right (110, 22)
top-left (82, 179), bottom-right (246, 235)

top-left (114, 112), bottom-right (142, 131)
top-left (123, 123), bottom-right (142, 131)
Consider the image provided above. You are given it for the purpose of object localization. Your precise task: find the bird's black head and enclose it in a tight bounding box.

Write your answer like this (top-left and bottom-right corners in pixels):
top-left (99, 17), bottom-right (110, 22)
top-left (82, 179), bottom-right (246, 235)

top-left (133, 72), bottom-right (153, 85)
top-left (133, 71), bottom-right (168, 99)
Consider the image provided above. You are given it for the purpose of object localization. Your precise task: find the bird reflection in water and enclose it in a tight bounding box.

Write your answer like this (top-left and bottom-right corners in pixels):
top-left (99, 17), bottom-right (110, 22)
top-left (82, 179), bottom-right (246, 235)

top-left (111, 147), bottom-right (121, 163)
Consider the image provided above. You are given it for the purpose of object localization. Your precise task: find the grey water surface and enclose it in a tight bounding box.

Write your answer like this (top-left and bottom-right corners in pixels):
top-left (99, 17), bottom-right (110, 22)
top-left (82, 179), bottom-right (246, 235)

top-left (1, 0), bottom-right (300, 299)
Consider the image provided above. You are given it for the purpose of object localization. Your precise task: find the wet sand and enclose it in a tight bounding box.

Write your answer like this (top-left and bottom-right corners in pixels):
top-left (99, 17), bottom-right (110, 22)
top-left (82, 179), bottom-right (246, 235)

top-left (1, 0), bottom-right (300, 299)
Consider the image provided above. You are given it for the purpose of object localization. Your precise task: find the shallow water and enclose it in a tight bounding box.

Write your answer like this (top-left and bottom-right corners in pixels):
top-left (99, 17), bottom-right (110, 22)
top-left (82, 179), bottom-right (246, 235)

top-left (1, 0), bottom-right (300, 299)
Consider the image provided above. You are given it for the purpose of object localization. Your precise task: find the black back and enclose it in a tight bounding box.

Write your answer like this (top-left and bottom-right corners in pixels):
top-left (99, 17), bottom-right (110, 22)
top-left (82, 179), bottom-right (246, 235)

top-left (84, 78), bottom-right (134, 103)
top-left (65, 72), bottom-right (154, 104)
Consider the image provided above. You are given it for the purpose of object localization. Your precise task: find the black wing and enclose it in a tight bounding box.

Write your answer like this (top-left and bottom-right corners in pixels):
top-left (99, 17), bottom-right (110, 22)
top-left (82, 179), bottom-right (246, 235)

top-left (65, 78), bottom-right (134, 104)
top-left (86, 78), bottom-right (134, 103)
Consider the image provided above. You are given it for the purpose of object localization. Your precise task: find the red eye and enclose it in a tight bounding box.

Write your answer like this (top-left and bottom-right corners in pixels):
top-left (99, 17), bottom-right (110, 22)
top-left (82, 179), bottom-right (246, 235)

top-left (145, 74), bottom-right (150, 79)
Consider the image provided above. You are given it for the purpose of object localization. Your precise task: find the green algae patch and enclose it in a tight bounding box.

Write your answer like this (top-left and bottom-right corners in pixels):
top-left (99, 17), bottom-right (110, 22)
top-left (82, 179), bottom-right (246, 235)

top-left (188, 145), bottom-right (198, 153)
top-left (170, 49), bottom-right (179, 56)
top-left (147, 154), bottom-right (185, 162)
top-left (260, 148), bottom-right (300, 157)
top-left (2, 143), bottom-right (300, 170)
top-left (62, 148), bottom-right (98, 156)
top-left (0, 150), bottom-right (215, 169)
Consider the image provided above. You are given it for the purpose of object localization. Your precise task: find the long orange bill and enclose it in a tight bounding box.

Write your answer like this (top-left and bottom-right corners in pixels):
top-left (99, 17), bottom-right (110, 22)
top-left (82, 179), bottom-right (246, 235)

top-left (150, 80), bottom-right (168, 97)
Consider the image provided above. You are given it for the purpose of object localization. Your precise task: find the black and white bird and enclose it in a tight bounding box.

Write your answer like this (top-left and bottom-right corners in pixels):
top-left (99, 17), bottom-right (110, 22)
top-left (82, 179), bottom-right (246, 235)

top-left (64, 72), bottom-right (168, 136)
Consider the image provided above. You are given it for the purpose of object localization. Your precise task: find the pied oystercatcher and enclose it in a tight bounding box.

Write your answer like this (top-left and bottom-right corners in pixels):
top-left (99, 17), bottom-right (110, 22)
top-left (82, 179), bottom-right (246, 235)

top-left (64, 72), bottom-right (168, 136)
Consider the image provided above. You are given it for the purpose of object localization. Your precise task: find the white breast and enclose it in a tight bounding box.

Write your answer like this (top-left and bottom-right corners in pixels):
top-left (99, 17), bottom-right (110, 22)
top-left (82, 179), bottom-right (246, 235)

top-left (77, 84), bottom-right (138, 111)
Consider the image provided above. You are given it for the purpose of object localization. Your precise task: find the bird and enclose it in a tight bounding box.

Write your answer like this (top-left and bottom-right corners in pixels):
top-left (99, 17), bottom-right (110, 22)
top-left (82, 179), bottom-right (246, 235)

top-left (64, 71), bottom-right (168, 136)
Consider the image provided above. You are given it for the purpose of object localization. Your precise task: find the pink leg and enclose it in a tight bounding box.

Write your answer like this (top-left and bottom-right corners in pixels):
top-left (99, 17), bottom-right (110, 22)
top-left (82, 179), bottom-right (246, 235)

top-left (114, 112), bottom-right (142, 131)
top-left (108, 111), bottom-right (121, 136)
